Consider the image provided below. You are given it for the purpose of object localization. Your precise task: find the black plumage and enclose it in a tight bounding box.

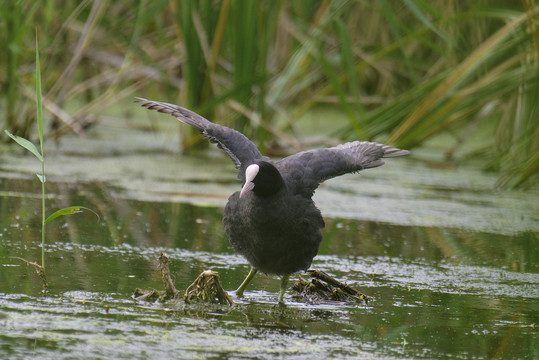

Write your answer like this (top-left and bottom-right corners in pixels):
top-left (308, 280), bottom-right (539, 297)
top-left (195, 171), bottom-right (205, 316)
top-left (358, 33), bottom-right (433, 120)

top-left (137, 98), bottom-right (410, 302)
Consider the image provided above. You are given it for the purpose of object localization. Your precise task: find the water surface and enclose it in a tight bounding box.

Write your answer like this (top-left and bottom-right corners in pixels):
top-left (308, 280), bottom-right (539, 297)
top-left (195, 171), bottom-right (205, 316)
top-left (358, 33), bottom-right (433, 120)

top-left (0, 115), bottom-right (537, 359)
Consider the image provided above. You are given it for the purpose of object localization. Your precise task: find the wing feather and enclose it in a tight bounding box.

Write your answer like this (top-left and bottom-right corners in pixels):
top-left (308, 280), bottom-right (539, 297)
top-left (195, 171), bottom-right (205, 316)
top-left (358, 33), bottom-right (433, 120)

top-left (136, 98), bottom-right (266, 180)
top-left (276, 141), bottom-right (410, 197)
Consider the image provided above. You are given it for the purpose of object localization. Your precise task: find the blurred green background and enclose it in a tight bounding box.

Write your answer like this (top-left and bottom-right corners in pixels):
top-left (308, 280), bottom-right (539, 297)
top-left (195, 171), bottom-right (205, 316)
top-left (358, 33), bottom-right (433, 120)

top-left (1, 0), bottom-right (537, 188)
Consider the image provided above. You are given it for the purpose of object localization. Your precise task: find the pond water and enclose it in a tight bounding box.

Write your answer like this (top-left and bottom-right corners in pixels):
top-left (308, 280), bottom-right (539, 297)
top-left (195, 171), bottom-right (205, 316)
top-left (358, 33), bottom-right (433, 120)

top-left (0, 115), bottom-right (538, 359)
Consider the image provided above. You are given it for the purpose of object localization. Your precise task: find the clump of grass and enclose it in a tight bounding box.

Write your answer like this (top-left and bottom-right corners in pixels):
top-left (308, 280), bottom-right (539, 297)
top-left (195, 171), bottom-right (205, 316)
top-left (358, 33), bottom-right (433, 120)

top-left (4, 36), bottom-right (97, 292)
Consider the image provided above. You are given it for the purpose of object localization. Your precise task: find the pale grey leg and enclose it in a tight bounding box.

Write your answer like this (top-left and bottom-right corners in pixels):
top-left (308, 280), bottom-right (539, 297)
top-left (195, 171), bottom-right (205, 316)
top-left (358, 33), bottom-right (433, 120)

top-left (278, 274), bottom-right (290, 303)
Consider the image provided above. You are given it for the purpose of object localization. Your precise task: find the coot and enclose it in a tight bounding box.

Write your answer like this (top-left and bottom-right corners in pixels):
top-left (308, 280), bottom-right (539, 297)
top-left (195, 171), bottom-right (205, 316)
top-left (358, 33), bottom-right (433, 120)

top-left (137, 98), bottom-right (410, 302)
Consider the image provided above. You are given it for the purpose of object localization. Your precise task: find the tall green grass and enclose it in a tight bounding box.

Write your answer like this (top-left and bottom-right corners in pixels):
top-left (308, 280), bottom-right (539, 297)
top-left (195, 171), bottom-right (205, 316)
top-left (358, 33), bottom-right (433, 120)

top-left (5, 37), bottom-right (97, 290)
top-left (0, 1), bottom-right (536, 188)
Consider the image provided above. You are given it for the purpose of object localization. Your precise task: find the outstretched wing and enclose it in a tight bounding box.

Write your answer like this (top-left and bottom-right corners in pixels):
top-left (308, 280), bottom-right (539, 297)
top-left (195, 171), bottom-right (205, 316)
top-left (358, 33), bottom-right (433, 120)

top-left (136, 98), bottom-right (266, 180)
top-left (276, 141), bottom-right (410, 198)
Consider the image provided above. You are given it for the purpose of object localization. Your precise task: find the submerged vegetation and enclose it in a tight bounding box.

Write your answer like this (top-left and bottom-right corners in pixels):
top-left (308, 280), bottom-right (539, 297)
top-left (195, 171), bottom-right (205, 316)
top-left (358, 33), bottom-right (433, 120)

top-left (0, 1), bottom-right (537, 188)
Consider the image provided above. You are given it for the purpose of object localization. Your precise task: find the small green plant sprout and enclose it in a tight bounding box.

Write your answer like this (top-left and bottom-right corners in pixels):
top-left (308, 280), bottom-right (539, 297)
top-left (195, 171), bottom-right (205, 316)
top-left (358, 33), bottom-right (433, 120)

top-left (4, 36), bottom-right (97, 291)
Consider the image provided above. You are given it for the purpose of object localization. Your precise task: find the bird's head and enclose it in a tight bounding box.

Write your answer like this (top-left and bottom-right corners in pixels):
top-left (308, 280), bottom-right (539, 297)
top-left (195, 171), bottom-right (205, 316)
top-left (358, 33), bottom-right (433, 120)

top-left (240, 161), bottom-right (284, 198)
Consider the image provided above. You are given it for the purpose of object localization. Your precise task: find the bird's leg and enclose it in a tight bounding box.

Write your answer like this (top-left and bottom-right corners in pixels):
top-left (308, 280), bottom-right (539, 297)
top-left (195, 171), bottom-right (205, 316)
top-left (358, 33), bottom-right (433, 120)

top-left (235, 266), bottom-right (258, 297)
top-left (278, 274), bottom-right (290, 303)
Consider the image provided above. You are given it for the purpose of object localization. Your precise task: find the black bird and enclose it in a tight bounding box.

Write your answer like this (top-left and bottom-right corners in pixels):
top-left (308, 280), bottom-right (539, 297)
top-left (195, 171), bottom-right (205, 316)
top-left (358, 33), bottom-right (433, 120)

top-left (137, 98), bottom-right (410, 302)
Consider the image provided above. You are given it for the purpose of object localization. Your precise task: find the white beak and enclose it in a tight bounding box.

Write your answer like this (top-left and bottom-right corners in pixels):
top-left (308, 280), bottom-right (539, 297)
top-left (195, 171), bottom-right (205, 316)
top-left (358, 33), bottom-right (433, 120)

top-left (240, 164), bottom-right (259, 198)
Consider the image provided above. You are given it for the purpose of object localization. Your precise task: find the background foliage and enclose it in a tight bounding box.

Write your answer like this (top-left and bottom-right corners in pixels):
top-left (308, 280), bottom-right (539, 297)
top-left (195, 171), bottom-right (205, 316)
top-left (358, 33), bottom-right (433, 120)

top-left (1, 0), bottom-right (537, 188)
